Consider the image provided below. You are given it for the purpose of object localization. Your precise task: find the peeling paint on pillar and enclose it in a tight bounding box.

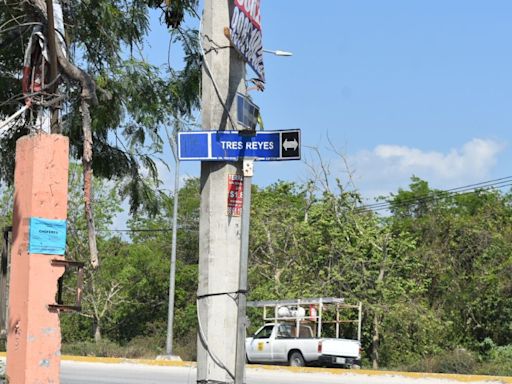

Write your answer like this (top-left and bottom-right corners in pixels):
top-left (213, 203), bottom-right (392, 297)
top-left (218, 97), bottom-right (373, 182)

top-left (39, 359), bottom-right (50, 368)
top-left (41, 327), bottom-right (56, 335)
top-left (6, 134), bottom-right (69, 384)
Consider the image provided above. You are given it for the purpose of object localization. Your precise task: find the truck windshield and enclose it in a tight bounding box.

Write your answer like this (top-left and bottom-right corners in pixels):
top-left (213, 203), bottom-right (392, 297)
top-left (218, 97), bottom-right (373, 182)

top-left (254, 325), bottom-right (273, 339)
top-left (277, 324), bottom-right (293, 338)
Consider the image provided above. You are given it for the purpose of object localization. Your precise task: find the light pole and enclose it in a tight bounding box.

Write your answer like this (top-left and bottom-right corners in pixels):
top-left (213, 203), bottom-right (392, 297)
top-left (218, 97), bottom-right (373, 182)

top-left (263, 49), bottom-right (293, 57)
top-left (162, 124), bottom-right (180, 359)
top-left (234, 159), bottom-right (254, 384)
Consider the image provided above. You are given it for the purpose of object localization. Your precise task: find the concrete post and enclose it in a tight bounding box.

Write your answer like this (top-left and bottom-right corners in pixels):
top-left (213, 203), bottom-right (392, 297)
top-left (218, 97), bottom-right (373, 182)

top-left (6, 134), bottom-right (69, 384)
top-left (197, 1), bottom-right (246, 383)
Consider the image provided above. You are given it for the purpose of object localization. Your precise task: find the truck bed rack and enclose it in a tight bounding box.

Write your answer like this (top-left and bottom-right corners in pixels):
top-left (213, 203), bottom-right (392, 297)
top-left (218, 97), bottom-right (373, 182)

top-left (248, 297), bottom-right (362, 341)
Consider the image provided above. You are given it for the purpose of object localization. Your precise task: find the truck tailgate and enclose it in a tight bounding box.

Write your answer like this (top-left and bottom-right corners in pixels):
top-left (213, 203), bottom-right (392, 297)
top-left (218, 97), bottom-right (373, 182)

top-left (322, 339), bottom-right (360, 357)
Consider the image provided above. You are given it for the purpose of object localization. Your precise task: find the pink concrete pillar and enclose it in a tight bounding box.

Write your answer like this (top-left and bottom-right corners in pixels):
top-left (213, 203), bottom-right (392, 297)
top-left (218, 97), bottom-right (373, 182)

top-left (7, 134), bottom-right (69, 384)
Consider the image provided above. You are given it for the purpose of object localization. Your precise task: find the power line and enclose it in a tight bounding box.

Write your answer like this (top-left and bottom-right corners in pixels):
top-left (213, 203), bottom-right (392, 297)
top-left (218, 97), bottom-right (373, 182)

top-left (356, 176), bottom-right (512, 213)
top-left (362, 182), bottom-right (512, 213)
top-left (74, 228), bottom-right (173, 233)
top-left (359, 176), bottom-right (512, 210)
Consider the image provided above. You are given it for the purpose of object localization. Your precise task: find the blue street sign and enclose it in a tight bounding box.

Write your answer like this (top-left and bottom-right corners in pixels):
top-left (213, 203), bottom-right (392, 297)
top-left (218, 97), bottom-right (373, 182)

top-left (178, 130), bottom-right (300, 161)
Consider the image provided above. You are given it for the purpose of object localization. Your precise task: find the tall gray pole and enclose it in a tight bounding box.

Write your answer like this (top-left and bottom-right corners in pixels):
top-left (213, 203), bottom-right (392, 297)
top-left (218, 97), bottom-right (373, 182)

top-left (198, 1), bottom-right (247, 383)
top-left (234, 160), bottom-right (253, 384)
top-left (165, 150), bottom-right (179, 356)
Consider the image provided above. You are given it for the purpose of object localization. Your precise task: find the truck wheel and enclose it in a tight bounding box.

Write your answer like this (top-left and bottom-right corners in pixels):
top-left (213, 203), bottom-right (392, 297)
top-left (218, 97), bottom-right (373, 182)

top-left (289, 351), bottom-right (305, 367)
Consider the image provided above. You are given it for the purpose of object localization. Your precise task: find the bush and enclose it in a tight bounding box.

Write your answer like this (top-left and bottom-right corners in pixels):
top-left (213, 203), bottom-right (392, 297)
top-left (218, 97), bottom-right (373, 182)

top-left (123, 335), bottom-right (164, 358)
top-left (477, 345), bottom-right (512, 376)
top-left (173, 329), bottom-right (197, 361)
top-left (402, 348), bottom-right (477, 374)
top-left (435, 349), bottom-right (477, 374)
top-left (61, 336), bottom-right (162, 359)
top-left (62, 339), bottom-right (124, 358)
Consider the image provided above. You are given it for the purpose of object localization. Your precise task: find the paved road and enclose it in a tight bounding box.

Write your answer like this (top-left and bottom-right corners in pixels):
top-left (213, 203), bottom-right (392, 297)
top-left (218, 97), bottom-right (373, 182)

top-left (60, 361), bottom-right (506, 384)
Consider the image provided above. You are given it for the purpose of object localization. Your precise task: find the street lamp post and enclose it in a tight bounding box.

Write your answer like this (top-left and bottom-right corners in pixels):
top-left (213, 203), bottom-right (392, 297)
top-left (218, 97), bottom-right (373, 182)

top-left (263, 49), bottom-right (293, 57)
top-left (160, 126), bottom-right (180, 360)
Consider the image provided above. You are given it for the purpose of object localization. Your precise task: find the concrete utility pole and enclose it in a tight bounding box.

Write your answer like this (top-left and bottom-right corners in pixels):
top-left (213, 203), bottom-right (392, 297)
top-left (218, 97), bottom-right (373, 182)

top-left (197, 1), bottom-right (247, 383)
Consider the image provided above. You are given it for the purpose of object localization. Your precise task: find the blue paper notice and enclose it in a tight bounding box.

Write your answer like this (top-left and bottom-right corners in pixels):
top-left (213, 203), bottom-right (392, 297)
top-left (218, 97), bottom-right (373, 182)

top-left (28, 217), bottom-right (67, 255)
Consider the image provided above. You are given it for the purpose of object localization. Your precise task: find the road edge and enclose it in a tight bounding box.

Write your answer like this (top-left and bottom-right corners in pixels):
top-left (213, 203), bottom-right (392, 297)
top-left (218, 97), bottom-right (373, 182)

top-left (0, 352), bottom-right (510, 383)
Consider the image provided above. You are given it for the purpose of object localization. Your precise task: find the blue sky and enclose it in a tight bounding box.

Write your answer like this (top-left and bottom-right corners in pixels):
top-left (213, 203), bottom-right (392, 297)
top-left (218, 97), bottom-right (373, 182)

top-left (146, 1), bottom-right (512, 203)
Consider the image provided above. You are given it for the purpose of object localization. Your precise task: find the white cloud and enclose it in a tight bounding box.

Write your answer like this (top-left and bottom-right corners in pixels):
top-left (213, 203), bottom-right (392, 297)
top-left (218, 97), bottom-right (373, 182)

top-left (350, 138), bottom-right (506, 199)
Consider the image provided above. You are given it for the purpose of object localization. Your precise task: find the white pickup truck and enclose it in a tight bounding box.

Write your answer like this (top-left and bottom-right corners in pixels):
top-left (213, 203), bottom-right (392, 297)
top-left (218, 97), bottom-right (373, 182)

top-left (245, 322), bottom-right (361, 368)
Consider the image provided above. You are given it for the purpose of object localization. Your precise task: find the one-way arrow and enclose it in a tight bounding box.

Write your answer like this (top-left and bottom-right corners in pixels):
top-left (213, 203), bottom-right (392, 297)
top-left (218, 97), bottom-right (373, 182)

top-left (283, 138), bottom-right (298, 151)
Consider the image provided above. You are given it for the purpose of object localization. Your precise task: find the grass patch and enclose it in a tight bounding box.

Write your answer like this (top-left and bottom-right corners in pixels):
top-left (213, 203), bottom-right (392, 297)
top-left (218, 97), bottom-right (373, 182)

top-left (62, 336), bottom-right (163, 359)
top-left (400, 348), bottom-right (477, 374)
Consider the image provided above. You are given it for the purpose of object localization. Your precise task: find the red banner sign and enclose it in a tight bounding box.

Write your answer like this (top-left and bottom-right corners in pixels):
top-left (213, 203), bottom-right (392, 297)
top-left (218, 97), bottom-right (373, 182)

top-left (230, 0), bottom-right (265, 82)
top-left (227, 174), bottom-right (244, 217)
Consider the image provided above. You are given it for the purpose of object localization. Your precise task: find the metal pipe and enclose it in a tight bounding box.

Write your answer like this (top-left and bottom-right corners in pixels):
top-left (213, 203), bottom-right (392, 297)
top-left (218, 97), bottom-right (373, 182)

top-left (295, 304), bottom-right (300, 338)
top-left (358, 302), bottom-right (362, 342)
top-left (0, 106), bottom-right (28, 134)
top-left (235, 159), bottom-right (253, 384)
top-left (336, 305), bottom-right (340, 338)
top-left (45, 0), bottom-right (60, 133)
top-left (165, 144), bottom-right (180, 356)
top-left (318, 298), bottom-right (323, 338)
top-left (0, 229), bottom-right (10, 336)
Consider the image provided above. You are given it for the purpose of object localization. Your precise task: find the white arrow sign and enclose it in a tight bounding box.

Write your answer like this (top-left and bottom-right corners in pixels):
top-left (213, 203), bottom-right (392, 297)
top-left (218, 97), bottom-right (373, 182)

top-left (283, 138), bottom-right (299, 151)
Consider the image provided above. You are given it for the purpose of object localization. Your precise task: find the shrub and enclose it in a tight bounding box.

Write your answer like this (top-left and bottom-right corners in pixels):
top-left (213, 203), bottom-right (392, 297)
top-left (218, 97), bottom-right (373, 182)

top-left (434, 349), bottom-right (477, 374)
top-left (402, 348), bottom-right (477, 374)
top-left (123, 335), bottom-right (164, 358)
top-left (477, 345), bottom-right (512, 376)
top-left (62, 339), bottom-right (124, 357)
top-left (173, 330), bottom-right (197, 362)
top-left (61, 337), bottom-right (162, 359)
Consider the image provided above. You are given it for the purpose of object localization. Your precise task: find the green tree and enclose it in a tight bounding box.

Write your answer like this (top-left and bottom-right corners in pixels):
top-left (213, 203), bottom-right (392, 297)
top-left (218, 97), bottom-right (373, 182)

top-left (113, 177), bottom-right (200, 352)
top-left (0, 1), bottom-right (201, 267)
top-left (388, 178), bottom-right (512, 354)
top-left (63, 164), bottom-right (126, 342)
top-left (249, 181), bottom-right (310, 298)
top-left (247, 176), bottom-right (434, 368)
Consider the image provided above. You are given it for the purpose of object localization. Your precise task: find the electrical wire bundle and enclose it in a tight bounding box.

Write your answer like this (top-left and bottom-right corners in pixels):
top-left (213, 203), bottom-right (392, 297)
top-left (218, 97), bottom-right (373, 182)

top-left (356, 176), bottom-right (512, 214)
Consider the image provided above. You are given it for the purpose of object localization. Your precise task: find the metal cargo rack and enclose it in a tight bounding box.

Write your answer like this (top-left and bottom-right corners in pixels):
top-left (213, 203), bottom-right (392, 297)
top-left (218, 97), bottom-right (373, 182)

top-left (247, 297), bottom-right (362, 341)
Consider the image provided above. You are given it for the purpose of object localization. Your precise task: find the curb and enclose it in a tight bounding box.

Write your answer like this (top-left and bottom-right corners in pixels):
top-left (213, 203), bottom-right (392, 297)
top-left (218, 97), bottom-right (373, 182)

top-left (60, 355), bottom-right (195, 368)
top-left (60, 357), bottom-right (512, 383)
top-left (247, 364), bottom-right (512, 383)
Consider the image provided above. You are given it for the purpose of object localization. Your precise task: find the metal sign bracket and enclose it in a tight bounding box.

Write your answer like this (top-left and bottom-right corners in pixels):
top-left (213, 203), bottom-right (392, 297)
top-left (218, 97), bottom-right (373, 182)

top-left (48, 259), bottom-right (84, 312)
top-left (243, 158), bottom-right (254, 177)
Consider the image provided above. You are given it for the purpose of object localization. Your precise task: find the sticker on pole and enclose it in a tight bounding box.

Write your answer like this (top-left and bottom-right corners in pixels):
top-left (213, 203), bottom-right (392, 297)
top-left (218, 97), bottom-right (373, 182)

top-left (28, 217), bottom-right (67, 255)
top-left (227, 174), bottom-right (244, 217)
top-left (230, 0), bottom-right (265, 83)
